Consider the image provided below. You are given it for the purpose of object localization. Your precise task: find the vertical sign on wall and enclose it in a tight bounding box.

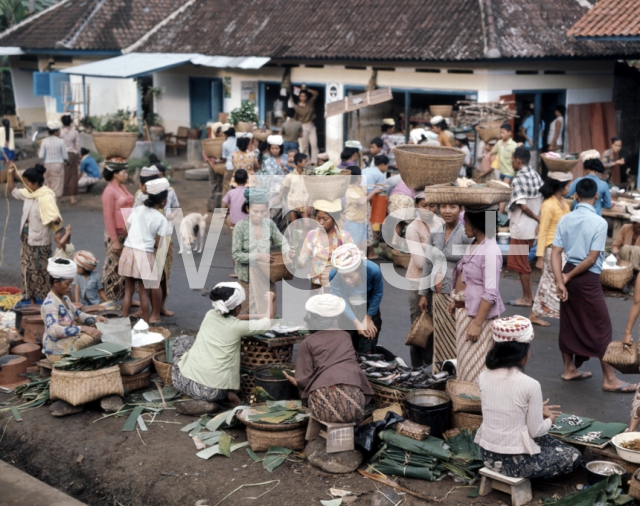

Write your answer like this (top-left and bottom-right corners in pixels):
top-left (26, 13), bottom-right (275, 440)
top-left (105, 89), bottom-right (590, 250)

top-left (241, 81), bottom-right (257, 104)
top-left (223, 76), bottom-right (231, 99)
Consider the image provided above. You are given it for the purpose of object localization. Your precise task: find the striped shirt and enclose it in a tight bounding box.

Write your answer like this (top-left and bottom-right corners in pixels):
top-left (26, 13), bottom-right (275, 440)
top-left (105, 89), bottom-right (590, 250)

top-left (39, 135), bottom-right (68, 164)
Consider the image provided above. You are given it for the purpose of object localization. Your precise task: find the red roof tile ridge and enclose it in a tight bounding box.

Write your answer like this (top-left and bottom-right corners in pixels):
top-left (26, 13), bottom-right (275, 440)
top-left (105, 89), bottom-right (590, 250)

top-left (56, 0), bottom-right (104, 49)
top-left (0, 0), bottom-right (69, 42)
top-left (123, 0), bottom-right (197, 54)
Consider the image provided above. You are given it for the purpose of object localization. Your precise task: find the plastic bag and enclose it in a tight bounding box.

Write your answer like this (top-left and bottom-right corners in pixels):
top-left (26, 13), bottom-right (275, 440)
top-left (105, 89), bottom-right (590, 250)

top-left (354, 411), bottom-right (404, 453)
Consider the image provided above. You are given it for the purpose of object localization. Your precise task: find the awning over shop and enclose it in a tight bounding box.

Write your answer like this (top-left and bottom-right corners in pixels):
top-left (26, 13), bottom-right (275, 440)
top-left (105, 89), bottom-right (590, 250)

top-left (61, 52), bottom-right (270, 78)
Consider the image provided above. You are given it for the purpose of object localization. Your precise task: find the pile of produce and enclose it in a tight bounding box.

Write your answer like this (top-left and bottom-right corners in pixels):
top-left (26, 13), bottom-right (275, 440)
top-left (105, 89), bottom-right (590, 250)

top-left (53, 342), bottom-right (130, 371)
top-left (358, 354), bottom-right (452, 389)
top-left (313, 161), bottom-right (343, 176)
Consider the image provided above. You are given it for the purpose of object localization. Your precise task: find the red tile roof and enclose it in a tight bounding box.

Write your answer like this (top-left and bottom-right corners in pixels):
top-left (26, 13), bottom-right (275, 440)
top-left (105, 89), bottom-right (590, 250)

top-left (0, 0), bottom-right (187, 51)
top-left (568, 0), bottom-right (640, 38)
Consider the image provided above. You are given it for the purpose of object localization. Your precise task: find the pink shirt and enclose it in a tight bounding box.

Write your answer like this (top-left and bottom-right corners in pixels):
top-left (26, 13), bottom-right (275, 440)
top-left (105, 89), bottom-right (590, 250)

top-left (102, 182), bottom-right (134, 241)
top-left (390, 179), bottom-right (415, 198)
top-left (222, 186), bottom-right (249, 225)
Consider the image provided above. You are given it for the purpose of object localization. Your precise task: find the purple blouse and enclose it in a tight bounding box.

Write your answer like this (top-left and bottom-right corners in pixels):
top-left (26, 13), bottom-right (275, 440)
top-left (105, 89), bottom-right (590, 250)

top-left (453, 238), bottom-right (505, 319)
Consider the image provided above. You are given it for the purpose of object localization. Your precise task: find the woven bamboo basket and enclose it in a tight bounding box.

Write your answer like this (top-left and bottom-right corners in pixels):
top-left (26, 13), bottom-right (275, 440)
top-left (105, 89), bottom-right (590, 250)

top-left (541, 155), bottom-right (579, 173)
top-left (252, 129), bottom-right (272, 142)
top-left (240, 338), bottom-right (293, 370)
top-left (396, 420), bottom-right (430, 440)
top-left (429, 105), bottom-right (453, 118)
top-left (258, 252), bottom-right (294, 283)
top-left (119, 348), bottom-right (155, 376)
top-left (629, 469), bottom-right (640, 500)
top-left (0, 329), bottom-right (10, 357)
top-left (246, 425), bottom-right (306, 452)
top-left (603, 341), bottom-right (639, 375)
top-left (601, 262), bottom-right (634, 290)
top-left (304, 172), bottom-right (351, 202)
top-left (235, 121), bottom-right (254, 133)
top-left (240, 371), bottom-right (256, 404)
top-left (393, 145), bottom-right (466, 190)
top-left (452, 411), bottom-right (483, 430)
top-left (201, 137), bottom-right (224, 159)
top-left (92, 132), bottom-right (138, 159)
top-left (122, 370), bottom-right (151, 392)
top-left (373, 403), bottom-right (403, 422)
top-left (237, 404), bottom-right (308, 431)
top-left (212, 163), bottom-right (226, 176)
top-left (372, 382), bottom-right (407, 409)
top-left (50, 365), bottom-right (124, 406)
top-left (421, 184), bottom-right (511, 206)
top-left (475, 121), bottom-right (502, 142)
top-left (133, 327), bottom-right (172, 353)
top-left (152, 351), bottom-right (173, 386)
top-left (446, 379), bottom-right (482, 413)
top-left (391, 250), bottom-right (411, 269)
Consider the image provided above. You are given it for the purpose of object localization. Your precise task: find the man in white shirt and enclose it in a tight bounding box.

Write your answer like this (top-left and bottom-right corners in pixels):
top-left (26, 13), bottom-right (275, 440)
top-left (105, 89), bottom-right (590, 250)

top-left (220, 124), bottom-right (238, 197)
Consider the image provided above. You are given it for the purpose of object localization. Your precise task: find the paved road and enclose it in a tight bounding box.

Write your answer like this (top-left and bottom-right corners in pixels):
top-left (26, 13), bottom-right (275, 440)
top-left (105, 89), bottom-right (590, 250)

top-left (0, 192), bottom-right (634, 425)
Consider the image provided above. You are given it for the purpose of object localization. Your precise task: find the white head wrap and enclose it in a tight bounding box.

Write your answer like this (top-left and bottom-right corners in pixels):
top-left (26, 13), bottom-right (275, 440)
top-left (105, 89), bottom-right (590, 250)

top-left (140, 165), bottom-right (160, 177)
top-left (491, 316), bottom-right (534, 344)
top-left (409, 128), bottom-right (427, 144)
top-left (210, 282), bottom-right (246, 314)
top-left (145, 177), bottom-right (170, 195)
top-left (47, 120), bottom-right (62, 130)
top-left (345, 140), bottom-right (362, 150)
top-left (221, 123), bottom-right (232, 133)
top-left (305, 294), bottom-right (345, 318)
top-left (238, 132), bottom-right (253, 139)
top-left (47, 257), bottom-right (77, 279)
top-left (382, 118), bottom-right (395, 126)
top-left (331, 243), bottom-right (363, 274)
top-left (630, 213), bottom-right (640, 223)
top-left (547, 171), bottom-right (572, 182)
top-left (430, 115), bottom-right (444, 125)
top-left (580, 149), bottom-right (601, 162)
top-left (267, 135), bottom-right (283, 146)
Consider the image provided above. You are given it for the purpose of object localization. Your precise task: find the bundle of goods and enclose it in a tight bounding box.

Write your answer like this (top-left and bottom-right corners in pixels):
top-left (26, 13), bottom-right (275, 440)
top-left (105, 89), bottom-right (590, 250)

top-left (92, 132), bottom-right (138, 160)
top-left (600, 255), bottom-right (634, 291)
top-left (421, 178), bottom-right (511, 206)
top-left (541, 152), bottom-right (580, 173)
top-left (455, 100), bottom-right (517, 129)
top-left (393, 145), bottom-right (466, 190)
top-left (304, 162), bottom-right (351, 201)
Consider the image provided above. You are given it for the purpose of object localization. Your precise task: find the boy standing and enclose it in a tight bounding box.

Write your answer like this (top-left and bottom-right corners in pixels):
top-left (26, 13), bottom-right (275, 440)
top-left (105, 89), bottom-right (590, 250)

top-left (492, 123), bottom-right (518, 184)
top-left (552, 178), bottom-right (635, 392)
top-left (364, 137), bottom-right (383, 168)
top-left (279, 153), bottom-right (310, 224)
top-left (505, 148), bottom-right (542, 307)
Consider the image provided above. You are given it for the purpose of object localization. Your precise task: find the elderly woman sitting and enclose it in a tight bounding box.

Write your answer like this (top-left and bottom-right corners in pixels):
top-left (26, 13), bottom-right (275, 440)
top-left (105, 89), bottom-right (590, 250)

top-left (41, 257), bottom-right (107, 363)
top-left (284, 294), bottom-right (374, 425)
top-left (172, 282), bottom-right (275, 416)
top-left (476, 316), bottom-right (581, 479)
top-left (612, 213), bottom-right (640, 271)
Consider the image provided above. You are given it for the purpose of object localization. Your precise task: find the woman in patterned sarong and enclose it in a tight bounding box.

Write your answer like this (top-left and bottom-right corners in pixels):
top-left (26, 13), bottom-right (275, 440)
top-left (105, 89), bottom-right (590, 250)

top-left (449, 206), bottom-right (505, 383)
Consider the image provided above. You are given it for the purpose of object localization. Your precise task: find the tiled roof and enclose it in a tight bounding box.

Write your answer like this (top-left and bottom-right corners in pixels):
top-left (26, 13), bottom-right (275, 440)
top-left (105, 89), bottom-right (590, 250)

top-left (0, 0), bottom-right (187, 51)
top-left (568, 0), bottom-right (640, 38)
top-left (135, 0), bottom-right (640, 61)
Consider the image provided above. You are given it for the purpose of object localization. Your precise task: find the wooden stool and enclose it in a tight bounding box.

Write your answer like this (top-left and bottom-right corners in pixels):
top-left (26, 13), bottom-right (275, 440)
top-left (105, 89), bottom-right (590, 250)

top-left (479, 467), bottom-right (532, 506)
top-left (305, 417), bottom-right (355, 454)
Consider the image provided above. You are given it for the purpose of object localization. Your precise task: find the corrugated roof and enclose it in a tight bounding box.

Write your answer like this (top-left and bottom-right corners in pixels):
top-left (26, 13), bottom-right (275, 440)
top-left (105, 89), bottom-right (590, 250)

top-left (568, 0), bottom-right (640, 38)
top-left (136, 0), bottom-right (640, 61)
top-left (0, 0), bottom-right (187, 51)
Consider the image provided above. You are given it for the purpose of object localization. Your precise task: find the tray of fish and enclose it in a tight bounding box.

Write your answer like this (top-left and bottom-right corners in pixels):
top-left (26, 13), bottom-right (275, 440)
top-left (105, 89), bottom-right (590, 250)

top-left (358, 354), bottom-right (452, 390)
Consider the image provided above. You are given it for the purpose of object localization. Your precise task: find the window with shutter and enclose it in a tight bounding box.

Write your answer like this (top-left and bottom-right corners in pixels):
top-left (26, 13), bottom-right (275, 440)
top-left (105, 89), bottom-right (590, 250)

top-left (49, 72), bottom-right (70, 113)
top-left (33, 72), bottom-right (51, 96)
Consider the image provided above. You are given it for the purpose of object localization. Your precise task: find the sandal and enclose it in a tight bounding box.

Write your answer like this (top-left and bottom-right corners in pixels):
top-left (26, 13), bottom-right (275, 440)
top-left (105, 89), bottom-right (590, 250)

top-left (603, 382), bottom-right (637, 393)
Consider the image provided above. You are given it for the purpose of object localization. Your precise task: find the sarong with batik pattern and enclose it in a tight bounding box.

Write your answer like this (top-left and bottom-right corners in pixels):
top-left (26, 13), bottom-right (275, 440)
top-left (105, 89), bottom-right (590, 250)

top-left (308, 384), bottom-right (365, 425)
top-left (455, 307), bottom-right (495, 383)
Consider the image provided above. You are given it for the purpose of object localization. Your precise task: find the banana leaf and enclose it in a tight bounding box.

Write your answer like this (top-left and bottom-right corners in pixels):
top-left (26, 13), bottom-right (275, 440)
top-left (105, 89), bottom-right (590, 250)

top-left (379, 431), bottom-right (451, 461)
top-left (370, 463), bottom-right (441, 481)
top-left (543, 474), bottom-right (631, 506)
top-left (443, 428), bottom-right (482, 462)
top-left (247, 410), bottom-right (298, 424)
top-left (196, 441), bottom-right (248, 460)
top-left (219, 433), bottom-right (232, 457)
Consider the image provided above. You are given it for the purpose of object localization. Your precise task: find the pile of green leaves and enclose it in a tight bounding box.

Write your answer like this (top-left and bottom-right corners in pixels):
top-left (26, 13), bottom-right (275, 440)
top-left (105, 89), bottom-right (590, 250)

top-left (246, 400), bottom-right (309, 425)
top-left (544, 474), bottom-right (633, 505)
top-left (88, 110), bottom-right (139, 133)
top-left (314, 162), bottom-right (343, 176)
top-left (53, 342), bottom-right (130, 371)
top-left (229, 101), bottom-right (258, 124)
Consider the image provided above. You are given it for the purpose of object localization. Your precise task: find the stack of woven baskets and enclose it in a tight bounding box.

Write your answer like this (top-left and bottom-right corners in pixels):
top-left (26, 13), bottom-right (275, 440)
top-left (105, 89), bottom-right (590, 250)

top-left (240, 338), bottom-right (294, 403)
top-left (446, 379), bottom-right (483, 430)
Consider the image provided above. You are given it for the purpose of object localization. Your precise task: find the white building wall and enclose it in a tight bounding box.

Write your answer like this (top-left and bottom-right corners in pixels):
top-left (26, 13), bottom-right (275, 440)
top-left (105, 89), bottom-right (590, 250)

top-left (9, 66), bottom-right (46, 125)
top-left (153, 72), bottom-right (190, 135)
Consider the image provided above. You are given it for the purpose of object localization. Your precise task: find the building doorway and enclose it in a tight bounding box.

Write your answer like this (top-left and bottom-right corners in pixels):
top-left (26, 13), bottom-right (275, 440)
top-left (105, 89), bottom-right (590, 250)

top-left (189, 77), bottom-right (223, 130)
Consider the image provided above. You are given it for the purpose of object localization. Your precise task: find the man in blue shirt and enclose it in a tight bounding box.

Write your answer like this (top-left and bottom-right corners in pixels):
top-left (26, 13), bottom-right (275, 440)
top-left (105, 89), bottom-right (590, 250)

top-left (520, 108), bottom-right (545, 149)
top-left (78, 147), bottom-right (101, 192)
top-left (566, 154), bottom-right (611, 216)
top-left (552, 178), bottom-right (635, 393)
top-left (329, 244), bottom-right (384, 354)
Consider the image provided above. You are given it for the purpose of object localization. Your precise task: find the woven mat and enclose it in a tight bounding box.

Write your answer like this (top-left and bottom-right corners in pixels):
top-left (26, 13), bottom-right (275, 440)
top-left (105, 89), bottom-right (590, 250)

top-left (433, 293), bottom-right (456, 373)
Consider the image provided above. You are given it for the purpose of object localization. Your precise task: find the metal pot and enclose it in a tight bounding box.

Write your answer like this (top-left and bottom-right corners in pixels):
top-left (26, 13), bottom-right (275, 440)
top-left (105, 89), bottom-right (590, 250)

top-left (583, 460), bottom-right (627, 485)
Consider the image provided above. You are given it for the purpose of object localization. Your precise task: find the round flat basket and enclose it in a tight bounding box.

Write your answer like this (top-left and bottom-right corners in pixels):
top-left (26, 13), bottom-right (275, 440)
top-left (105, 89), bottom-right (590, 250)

top-left (541, 155), bottom-right (579, 173)
top-left (601, 262), bottom-right (634, 290)
top-left (252, 129), bottom-right (272, 142)
top-left (391, 250), bottom-right (411, 269)
top-left (258, 252), bottom-right (294, 283)
top-left (92, 132), bottom-right (138, 159)
top-left (119, 348), bottom-right (155, 376)
top-left (475, 121), bottom-right (502, 142)
top-left (201, 137), bottom-right (224, 159)
top-left (372, 382), bottom-right (407, 409)
top-left (451, 411), bottom-right (483, 430)
top-left (446, 379), bottom-right (482, 413)
top-left (122, 369), bottom-right (151, 392)
top-left (304, 173), bottom-right (351, 202)
top-left (422, 184), bottom-right (511, 206)
top-left (246, 425), bottom-right (306, 452)
top-left (237, 404), bottom-right (308, 431)
top-left (429, 105), bottom-right (453, 118)
top-left (50, 365), bottom-right (124, 406)
top-left (393, 145), bottom-right (466, 190)
top-left (152, 351), bottom-right (173, 386)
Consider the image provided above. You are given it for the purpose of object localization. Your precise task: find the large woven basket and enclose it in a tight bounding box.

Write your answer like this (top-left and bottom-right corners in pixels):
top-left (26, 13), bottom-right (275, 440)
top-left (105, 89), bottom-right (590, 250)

top-left (429, 105), bottom-right (453, 118)
top-left (601, 261), bottom-right (634, 290)
top-left (119, 348), bottom-right (155, 376)
top-left (152, 351), bottom-right (173, 386)
top-left (92, 132), bottom-right (138, 159)
top-left (50, 365), bottom-right (124, 406)
top-left (237, 404), bottom-right (308, 431)
top-left (235, 121), bottom-right (254, 133)
top-left (201, 138), bottom-right (224, 159)
top-left (393, 145), bottom-right (466, 190)
top-left (304, 172), bottom-right (351, 202)
top-left (122, 370), bottom-right (151, 392)
top-left (452, 411), bottom-right (483, 430)
top-left (246, 425), bottom-right (306, 452)
top-left (475, 121), bottom-right (502, 142)
top-left (630, 469), bottom-right (640, 500)
top-left (446, 379), bottom-right (482, 413)
top-left (212, 163), bottom-right (226, 176)
top-left (0, 329), bottom-right (10, 357)
top-left (133, 327), bottom-right (172, 353)
top-left (240, 371), bottom-right (256, 404)
top-left (258, 252), bottom-right (294, 283)
top-left (422, 184), bottom-right (511, 206)
top-left (240, 338), bottom-right (293, 370)
top-left (252, 129), bottom-right (272, 142)
top-left (603, 341), bottom-right (639, 375)
top-left (372, 382), bottom-right (407, 409)
top-left (541, 155), bottom-right (579, 173)
top-left (391, 250), bottom-right (411, 269)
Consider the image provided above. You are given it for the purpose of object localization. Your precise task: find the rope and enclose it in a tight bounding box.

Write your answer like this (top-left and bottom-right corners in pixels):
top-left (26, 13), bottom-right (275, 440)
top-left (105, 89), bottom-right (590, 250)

top-left (0, 163), bottom-right (29, 268)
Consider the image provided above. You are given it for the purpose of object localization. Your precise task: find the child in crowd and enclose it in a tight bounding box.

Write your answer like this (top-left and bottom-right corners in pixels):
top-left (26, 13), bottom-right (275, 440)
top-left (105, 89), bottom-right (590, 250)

top-left (222, 169), bottom-right (249, 278)
top-left (362, 155), bottom-right (388, 259)
top-left (53, 225), bottom-right (74, 259)
top-left (492, 123), bottom-right (518, 185)
top-left (475, 139), bottom-right (497, 183)
top-left (73, 250), bottom-right (108, 306)
top-left (364, 137), bottom-right (383, 167)
top-left (286, 148), bottom-right (298, 173)
top-left (279, 153), bottom-right (310, 223)
top-left (343, 167), bottom-right (373, 252)
top-left (78, 148), bottom-right (101, 192)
